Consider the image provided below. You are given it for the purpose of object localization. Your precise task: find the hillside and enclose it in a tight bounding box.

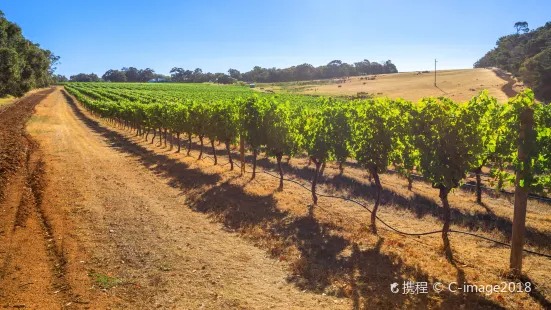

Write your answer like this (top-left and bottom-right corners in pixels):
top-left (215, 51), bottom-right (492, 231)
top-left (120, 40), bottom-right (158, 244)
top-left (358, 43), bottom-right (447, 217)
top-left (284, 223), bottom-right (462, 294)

top-left (255, 68), bottom-right (514, 102)
top-left (474, 22), bottom-right (551, 101)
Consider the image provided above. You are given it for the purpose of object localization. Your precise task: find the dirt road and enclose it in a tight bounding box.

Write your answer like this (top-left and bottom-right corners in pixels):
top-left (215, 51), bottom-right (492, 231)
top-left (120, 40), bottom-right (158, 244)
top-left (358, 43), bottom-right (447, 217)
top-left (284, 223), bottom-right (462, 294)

top-left (1, 87), bottom-right (346, 309)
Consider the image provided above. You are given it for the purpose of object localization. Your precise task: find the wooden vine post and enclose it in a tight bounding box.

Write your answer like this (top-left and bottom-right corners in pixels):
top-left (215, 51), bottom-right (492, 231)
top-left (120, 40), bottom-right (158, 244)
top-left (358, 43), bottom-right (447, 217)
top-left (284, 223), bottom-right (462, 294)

top-left (510, 106), bottom-right (534, 275)
top-left (240, 135), bottom-right (245, 175)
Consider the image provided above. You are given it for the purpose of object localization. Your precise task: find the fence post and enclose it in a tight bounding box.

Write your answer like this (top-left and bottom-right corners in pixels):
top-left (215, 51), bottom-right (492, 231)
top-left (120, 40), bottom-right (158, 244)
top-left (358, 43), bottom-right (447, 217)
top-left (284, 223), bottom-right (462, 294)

top-left (510, 107), bottom-right (534, 275)
top-left (240, 135), bottom-right (245, 175)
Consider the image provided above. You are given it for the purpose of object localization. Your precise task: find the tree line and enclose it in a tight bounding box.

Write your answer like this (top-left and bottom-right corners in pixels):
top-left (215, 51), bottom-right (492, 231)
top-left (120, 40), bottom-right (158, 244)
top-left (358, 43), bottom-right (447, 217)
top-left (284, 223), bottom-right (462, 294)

top-left (0, 10), bottom-right (59, 97)
top-left (63, 58), bottom-right (398, 85)
top-left (171, 59), bottom-right (398, 83)
top-left (230, 59), bottom-right (398, 83)
top-left (64, 68), bottom-right (167, 83)
top-left (474, 21), bottom-right (551, 101)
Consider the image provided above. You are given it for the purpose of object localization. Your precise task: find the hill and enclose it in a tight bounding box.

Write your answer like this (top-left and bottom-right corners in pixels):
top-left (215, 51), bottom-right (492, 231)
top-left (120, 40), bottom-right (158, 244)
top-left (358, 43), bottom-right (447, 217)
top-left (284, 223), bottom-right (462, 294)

top-left (474, 22), bottom-right (551, 101)
top-left (256, 68), bottom-right (514, 102)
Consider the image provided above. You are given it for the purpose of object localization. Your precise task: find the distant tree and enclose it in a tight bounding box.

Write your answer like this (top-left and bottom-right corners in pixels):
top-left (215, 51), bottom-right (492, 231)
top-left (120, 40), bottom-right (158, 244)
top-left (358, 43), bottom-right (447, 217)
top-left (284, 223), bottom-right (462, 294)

top-left (514, 21), bottom-right (529, 34)
top-left (170, 67), bottom-right (185, 82)
top-left (382, 60), bottom-right (398, 73)
top-left (166, 57), bottom-right (398, 85)
top-left (102, 69), bottom-right (127, 82)
top-left (122, 67), bottom-right (141, 82)
top-left (475, 21), bottom-right (551, 100)
top-left (46, 51), bottom-right (61, 76)
top-left (139, 68), bottom-right (155, 82)
top-left (235, 58), bottom-right (397, 83)
top-left (192, 68), bottom-right (203, 82)
top-left (52, 74), bottom-right (68, 83)
top-left (326, 60), bottom-right (343, 78)
top-left (354, 59), bottom-right (371, 75)
top-left (369, 62), bottom-right (384, 74)
top-left (228, 68), bottom-right (242, 80)
top-left (170, 67), bottom-right (193, 82)
top-left (69, 73), bottom-right (101, 82)
top-left (519, 48), bottom-right (551, 99)
top-left (215, 73), bottom-right (233, 84)
top-left (295, 63), bottom-right (315, 80)
top-left (153, 73), bottom-right (171, 81)
top-left (202, 72), bottom-right (215, 82)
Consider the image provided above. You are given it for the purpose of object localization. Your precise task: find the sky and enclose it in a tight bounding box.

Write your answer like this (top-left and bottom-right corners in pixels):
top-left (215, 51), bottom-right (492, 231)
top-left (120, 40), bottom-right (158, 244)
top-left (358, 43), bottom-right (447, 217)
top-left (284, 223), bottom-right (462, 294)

top-left (2, 0), bottom-right (550, 77)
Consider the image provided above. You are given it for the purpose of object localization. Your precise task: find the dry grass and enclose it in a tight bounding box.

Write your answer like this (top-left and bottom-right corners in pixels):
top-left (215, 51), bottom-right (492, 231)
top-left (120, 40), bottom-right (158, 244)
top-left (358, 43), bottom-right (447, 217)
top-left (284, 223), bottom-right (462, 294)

top-left (257, 68), bottom-right (513, 102)
top-left (0, 96), bottom-right (15, 105)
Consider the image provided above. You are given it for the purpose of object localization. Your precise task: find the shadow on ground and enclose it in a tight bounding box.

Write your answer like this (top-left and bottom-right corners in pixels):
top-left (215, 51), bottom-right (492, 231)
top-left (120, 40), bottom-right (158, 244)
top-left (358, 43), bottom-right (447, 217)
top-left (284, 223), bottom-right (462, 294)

top-left (63, 91), bottom-right (220, 190)
top-left (61, 90), bottom-right (511, 308)
top-left (241, 156), bottom-right (551, 253)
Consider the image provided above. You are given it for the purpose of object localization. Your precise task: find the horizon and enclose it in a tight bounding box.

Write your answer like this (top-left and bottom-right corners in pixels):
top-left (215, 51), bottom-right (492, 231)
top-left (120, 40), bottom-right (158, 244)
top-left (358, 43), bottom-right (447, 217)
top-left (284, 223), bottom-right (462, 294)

top-left (2, 0), bottom-right (550, 77)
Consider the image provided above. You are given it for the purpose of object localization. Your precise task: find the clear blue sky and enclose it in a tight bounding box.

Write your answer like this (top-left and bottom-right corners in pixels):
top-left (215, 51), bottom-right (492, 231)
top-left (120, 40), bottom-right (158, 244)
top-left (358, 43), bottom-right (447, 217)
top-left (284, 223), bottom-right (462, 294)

top-left (2, 0), bottom-right (550, 77)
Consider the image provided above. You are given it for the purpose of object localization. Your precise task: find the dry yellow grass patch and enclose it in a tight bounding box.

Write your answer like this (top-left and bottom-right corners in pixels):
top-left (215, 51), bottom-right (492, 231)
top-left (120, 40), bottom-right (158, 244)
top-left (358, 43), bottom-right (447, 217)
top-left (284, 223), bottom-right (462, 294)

top-left (259, 68), bottom-right (512, 102)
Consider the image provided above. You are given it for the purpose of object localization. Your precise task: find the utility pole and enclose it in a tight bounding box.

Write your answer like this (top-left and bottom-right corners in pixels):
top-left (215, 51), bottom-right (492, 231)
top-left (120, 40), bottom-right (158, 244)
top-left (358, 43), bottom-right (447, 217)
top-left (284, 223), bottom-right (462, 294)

top-left (434, 59), bottom-right (437, 86)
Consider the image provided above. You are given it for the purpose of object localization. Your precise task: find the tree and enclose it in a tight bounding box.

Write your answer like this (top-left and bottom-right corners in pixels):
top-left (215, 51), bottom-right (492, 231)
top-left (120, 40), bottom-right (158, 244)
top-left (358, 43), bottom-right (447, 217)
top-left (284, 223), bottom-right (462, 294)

top-left (354, 59), bottom-right (371, 75)
top-left (382, 60), bottom-right (398, 74)
top-left (192, 68), bottom-right (203, 82)
top-left (514, 21), bottom-right (529, 34)
top-left (170, 67), bottom-right (185, 82)
top-left (52, 74), bottom-right (68, 83)
top-left (326, 60), bottom-right (343, 78)
top-left (295, 63), bottom-right (315, 81)
top-left (475, 21), bottom-right (551, 100)
top-left (122, 67), bottom-right (141, 82)
top-left (519, 48), bottom-right (551, 100)
top-left (45, 50), bottom-right (61, 77)
top-left (228, 68), bottom-right (242, 80)
top-left (170, 67), bottom-right (193, 82)
top-left (139, 68), bottom-right (155, 82)
top-left (215, 73), bottom-right (233, 84)
top-left (0, 10), bottom-right (56, 97)
top-left (69, 73), bottom-right (101, 82)
top-left (102, 69), bottom-right (127, 82)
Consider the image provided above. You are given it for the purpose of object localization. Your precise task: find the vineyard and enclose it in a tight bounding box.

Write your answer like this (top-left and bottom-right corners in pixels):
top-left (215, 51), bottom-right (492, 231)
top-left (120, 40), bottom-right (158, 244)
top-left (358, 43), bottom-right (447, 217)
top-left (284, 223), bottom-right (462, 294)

top-left (4, 1), bottom-right (551, 307)
top-left (63, 82), bottom-right (551, 263)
